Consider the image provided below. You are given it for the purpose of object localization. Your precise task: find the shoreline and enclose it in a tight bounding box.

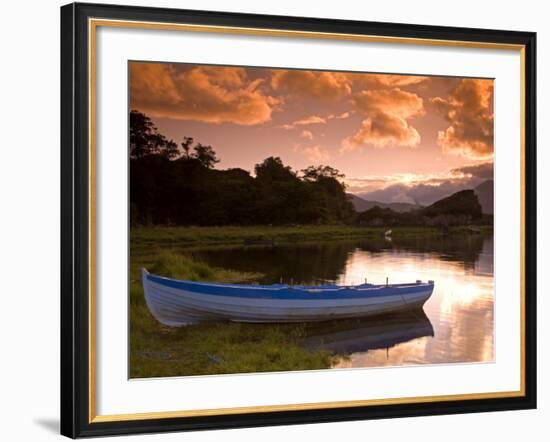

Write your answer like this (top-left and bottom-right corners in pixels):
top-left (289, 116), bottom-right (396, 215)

top-left (131, 224), bottom-right (493, 249)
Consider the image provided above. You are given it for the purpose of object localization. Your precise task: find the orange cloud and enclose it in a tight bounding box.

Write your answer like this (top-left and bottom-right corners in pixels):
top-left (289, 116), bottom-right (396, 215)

top-left (271, 70), bottom-right (352, 101)
top-left (279, 115), bottom-right (327, 129)
top-left (328, 111), bottom-right (351, 120)
top-left (451, 162), bottom-right (493, 180)
top-left (130, 62), bottom-right (279, 125)
top-left (301, 130), bottom-right (314, 140)
top-left (302, 145), bottom-right (331, 163)
top-left (342, 112), bottom-right (421, 150)
top-left (431, 79), bottom-right (494, 160)
top-left (354, 88), bottom-right (424, 119)
top-left (280, 111), bottom-right (351, 130)
top-left (292, 142), bottom-right (331, 163)
top-left (342, 88), bottom-right (424, 150)
top-left (350, 73), bottom-right (429, 89)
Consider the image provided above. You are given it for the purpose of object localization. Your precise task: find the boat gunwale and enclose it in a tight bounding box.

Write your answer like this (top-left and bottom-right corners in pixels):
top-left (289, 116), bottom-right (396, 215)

top-left (143, 269), bottom-right (435, 300)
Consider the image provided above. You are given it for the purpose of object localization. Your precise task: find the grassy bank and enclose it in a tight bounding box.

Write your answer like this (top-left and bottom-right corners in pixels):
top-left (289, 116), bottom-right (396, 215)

top-left (131, 224), bottom-right (492, 250)
top-left (130, 252), bottom-right (337, 378)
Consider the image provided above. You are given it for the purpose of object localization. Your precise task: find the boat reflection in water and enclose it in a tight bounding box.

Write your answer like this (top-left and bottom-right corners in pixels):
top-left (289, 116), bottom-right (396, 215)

top-left (302, 309), bottom-right (434, 363)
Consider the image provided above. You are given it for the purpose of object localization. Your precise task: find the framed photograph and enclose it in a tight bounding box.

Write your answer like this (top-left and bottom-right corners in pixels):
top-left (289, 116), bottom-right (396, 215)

top-left (60, 2), bottom-right (537, 438)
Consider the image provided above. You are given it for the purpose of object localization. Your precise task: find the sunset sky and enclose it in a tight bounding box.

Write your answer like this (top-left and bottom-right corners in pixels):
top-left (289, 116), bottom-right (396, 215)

top-left (130, 61), bottom-right (494, 205)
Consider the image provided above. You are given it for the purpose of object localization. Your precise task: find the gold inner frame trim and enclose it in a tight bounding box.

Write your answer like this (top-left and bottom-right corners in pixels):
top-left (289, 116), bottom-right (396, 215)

top-left (88, 18), bottom-right (527, 424)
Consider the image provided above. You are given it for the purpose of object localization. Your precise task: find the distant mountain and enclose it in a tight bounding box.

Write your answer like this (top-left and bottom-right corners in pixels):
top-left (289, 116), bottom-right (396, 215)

top-left (347, 193), bottom-right (421, 213)
top-left (421, 189), bottom-right (482, 218)
top-left (474, 180), bottom-right (494, 214)
top-left (356, 189), bottom-right (490, 227)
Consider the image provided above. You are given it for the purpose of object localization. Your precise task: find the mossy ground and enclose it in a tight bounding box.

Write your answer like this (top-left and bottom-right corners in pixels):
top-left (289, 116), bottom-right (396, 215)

top-left (130, 251), bottom-right (335, 378)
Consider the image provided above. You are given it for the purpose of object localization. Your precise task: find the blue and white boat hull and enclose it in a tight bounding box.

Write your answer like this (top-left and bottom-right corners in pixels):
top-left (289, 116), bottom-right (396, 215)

top-left (142, 269), bottom-right (434, 327)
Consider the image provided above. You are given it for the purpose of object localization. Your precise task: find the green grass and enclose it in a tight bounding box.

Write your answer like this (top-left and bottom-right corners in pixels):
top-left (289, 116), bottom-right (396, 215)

top-left (131, 224), bottom-right (490, 251)
top-left (147, 251), bottom-right (262, 283)
top-left (129, 251), bottom-right (336, 378)
top-left (131, 319), bottom-right (335, 378)
top-left (132, 225), bottom-right (372, 248)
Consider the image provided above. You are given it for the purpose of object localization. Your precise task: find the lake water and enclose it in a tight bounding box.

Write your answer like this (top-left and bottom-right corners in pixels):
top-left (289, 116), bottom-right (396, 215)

top-left (192, 234), bottom-right (494, 368)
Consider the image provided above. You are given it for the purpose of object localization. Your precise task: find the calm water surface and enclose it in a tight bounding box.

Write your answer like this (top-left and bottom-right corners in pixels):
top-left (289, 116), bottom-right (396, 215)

top-left (192, 235), bottom-right (494, 368)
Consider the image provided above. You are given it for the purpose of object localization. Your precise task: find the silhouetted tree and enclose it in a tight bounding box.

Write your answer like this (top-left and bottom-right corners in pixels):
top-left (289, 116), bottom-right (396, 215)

top-left (193, 143), bottom-right (219, 169)
top-left (255, 157), bottom-right (296, 183)
top-left (130, 110), bottom-right (179, 159)
top-left (180, 136), bottom-right (194, 159)
top-left (301, 165), bottom-right (345, 182)
top-left (163, 139), bottom-right (180, 160)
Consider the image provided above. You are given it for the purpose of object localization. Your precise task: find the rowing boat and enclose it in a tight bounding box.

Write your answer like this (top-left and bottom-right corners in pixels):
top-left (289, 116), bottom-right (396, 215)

top-left (142, 269), bottom-right (434, 326)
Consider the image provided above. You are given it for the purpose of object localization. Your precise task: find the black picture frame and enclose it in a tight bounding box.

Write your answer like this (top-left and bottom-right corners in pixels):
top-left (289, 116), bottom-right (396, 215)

top-left (61, 2), bottom-right (537, 438)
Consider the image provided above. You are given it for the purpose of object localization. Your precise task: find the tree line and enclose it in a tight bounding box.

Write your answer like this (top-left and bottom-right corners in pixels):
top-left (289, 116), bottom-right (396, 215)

top-left (129, 110), bottom-right (490, 227)
top-left (130, 110), bottom-right (355, 226)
